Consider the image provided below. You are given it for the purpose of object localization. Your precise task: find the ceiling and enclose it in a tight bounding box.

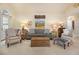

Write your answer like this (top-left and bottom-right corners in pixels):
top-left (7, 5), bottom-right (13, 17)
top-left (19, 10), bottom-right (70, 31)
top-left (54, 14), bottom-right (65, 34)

top-left (0, 3), bottom-right (74, 15)
top-left (11, 3), bottom-right (73, 15)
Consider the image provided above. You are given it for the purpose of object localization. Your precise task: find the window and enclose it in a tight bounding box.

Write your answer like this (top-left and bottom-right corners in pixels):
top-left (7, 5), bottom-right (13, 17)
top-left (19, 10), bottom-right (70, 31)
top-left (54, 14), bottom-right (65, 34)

top-left (3, 16), bottom-right (8, 24)
top-left (0, 9), bottom-right (10, 40)
top-left (2, 16), bottom-right (8, 31)
top-left (67, 16), bottom-right (75, 30)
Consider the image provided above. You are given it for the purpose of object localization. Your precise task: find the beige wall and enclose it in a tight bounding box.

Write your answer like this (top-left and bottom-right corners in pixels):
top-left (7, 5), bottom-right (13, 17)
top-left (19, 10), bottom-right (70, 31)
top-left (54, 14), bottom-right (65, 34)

top-left (64, 6), bottom-right (79, 38)
top-left (0, 4), bottom-right (16, 28)
top-left (14, 13), bottom-right (65, 29)
top-left (0, 4), bottom-right (67, 30)
top-left (0, 4), bottom-right (68, 30)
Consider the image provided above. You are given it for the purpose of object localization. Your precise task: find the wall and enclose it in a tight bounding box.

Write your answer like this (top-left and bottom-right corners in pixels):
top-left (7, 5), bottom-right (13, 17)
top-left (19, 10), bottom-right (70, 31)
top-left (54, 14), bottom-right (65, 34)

top-left (14, 13), bottom-right (65, 30)
top-left (74, 15), bottom-right (79, 37)
top-left (0, 4), bottom-right (16, 40)
top-left (0, 4), bottom-right (66, 30)
top-left (65, 6), bottom-right (79, 38)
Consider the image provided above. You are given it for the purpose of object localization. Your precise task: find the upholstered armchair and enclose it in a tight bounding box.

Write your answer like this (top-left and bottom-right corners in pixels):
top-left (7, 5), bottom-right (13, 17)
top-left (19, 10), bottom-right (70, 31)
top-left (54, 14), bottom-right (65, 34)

top-left (5, 28), bottom-right (22, 47)
top-left (53, 29), bottom-right (73, 49)
top-left (62, 29), bottom-right (73, 37)
top-left (61, 29), bottom-right (73, 45)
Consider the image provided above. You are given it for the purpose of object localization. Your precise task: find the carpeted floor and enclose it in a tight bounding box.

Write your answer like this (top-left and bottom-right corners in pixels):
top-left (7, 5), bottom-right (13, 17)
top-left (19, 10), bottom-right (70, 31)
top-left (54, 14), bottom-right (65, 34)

top-left (0, 36), bottom-right (79, 55)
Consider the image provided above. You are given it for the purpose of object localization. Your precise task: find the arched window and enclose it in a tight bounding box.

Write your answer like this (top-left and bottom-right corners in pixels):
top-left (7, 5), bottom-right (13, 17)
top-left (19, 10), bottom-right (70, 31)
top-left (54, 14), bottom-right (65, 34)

top-left (67, 16), bottom-right (75, 30)
top-left (0, 9), bottom-right (11, 40)
top-left (1, 9), bottom-right (10, 31)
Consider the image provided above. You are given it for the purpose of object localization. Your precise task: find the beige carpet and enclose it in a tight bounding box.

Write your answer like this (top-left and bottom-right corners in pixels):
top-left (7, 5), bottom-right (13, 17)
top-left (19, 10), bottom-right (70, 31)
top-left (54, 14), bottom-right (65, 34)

top-left (0, 37), bottom-right (79, 55)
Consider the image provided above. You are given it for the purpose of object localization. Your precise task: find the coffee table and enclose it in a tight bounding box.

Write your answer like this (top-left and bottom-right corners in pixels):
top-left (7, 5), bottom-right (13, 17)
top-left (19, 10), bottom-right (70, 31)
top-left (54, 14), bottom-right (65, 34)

top-left (31, 37), bottom-right (50, 47)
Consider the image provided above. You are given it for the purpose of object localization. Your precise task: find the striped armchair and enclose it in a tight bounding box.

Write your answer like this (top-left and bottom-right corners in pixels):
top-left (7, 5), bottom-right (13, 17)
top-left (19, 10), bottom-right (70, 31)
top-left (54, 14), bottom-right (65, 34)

top-left (5, 28), bottom-right (22, 47)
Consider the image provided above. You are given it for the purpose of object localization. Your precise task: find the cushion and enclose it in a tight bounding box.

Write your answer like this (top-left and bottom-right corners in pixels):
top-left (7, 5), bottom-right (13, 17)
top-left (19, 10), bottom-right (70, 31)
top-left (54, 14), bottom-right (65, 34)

top-left (6, 28), bottom-right (17, 37)
top-left (62, 29), bottom-right (72, 37)
top-left (63, 29), bottom-right (70, 35)
top-left (8, 36), bottom-right (19, 40)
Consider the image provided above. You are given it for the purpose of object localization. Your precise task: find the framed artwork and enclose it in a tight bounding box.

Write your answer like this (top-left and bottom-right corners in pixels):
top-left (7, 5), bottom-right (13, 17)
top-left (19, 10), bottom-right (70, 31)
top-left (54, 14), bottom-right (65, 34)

top-left (35, 15), bottom-right (45, 29)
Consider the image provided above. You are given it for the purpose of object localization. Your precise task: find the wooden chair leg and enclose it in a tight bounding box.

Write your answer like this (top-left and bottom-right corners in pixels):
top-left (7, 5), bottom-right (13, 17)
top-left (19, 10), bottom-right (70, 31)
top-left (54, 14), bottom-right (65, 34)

top-left (67, 42), bottom-right (70, 47)
top-left (64, 44), bottom-right (66, 49)
top-left (20, 40), bottom-right (22, 43)
top-left (53, 40), bottom-right (56, 44)
top-left (7, 43), bottom-right (9, 48)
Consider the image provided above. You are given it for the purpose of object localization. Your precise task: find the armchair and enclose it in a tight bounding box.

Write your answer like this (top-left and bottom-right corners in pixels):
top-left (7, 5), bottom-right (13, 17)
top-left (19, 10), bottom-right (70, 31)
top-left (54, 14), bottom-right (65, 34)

top-left (53, 29), bottom-right (73, 49)
top-left (5, 28), bottom-right (22, 47)
top-left (61, 29), bottom-right (73, 45)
